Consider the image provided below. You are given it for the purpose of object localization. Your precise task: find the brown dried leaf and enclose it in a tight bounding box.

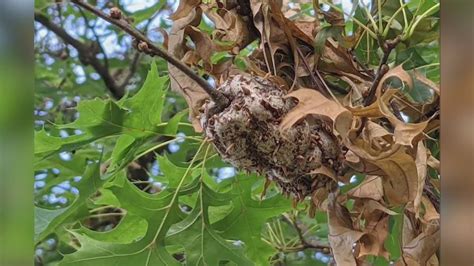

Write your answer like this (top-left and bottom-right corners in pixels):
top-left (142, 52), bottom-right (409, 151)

top-left (345, 126), bottom-right (418, 205)
top-left (378, 65), bottom-right (414, 92)
top-left (348, 176), bottom-right (383, 201)
top-left (402, 214), bottom-right (416, 246)
top-left (327, 192), bottom-right (365, 266)
top-left (184, 26), bottom-right (214, 66)
top-left (344, 150), bottom-right (386, 176)
top-left (363, 200), bottom-right (398, 216)
top-left (280, 89), bottom-right (353, 138)
top-left (414, 142), bottom-right (428, 216)
top-left (319, 40), bottom-right (368, 79)
top-left (379, 89), bottom-right (428, 147)
top-left (310, 165), bottom-right (338, 181)
top-left (347, 89), bottom-right (397, 118)
top-left (202, 4), bottom-right (251, 50)
top-left (376, 66), bottom-right (427, 146)
top-left (295, 21), bottom-right (316, 39)
top-left (349, 66), bottom-right (428, 146)
top-left (403, 223), bottom-right (440, 265)
top-left (312, 188), bottom-right (329, 211)
top-left (358, 215), bottom-right (390, 259)
top-left (181, 50), bottom-right (200, 66)
top-left (170, 0), bottom-right (200, 20)
top-left (427, 153), bottom-right (440, 171)
top-left (375, 147), bottom-right (418, 205)
top-left (168, 4), bottom-right (208, 131)
top-left (421, 196), bottom-right (440, 223)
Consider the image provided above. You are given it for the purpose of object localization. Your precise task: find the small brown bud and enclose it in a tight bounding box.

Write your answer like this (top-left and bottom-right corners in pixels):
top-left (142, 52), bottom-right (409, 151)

top-left (137, 41), bottom-right (149, 52)
top-left (110, 7), bottom-right (122, 19)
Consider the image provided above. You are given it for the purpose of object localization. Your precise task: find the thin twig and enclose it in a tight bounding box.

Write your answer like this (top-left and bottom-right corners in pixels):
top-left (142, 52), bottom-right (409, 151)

top-left (390, 100), bottom-right (404, 121)
top-left (296, 48), bottom-right (330, 98)
top-left (34, 11), bottom-right (124, 99)
top-left (283, 214), bottom-right (331, 254)
top-left (364, 36), bottom-right (401, 106)
top-left (77, 6), bottom-right (110, 70)
top-left (358, 36), bottom-right (401, 135)
top-left (70, 0), bottom-right (230, 112)
top-left (118, 52), bottom-right (141, 91)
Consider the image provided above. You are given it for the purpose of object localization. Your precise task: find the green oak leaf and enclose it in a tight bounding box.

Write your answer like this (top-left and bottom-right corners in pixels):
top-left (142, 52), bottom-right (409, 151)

top-left (213, 174), bottom-right (292, 265)
top-left (35, 161), bottom-right (105, 244)
top-left (59, 173), bottom-right (181, 266)
top-left (60, 142), bottom-right (207, 265)
top-left (167, 179), bottom-right (253, 265)
top-left (34, 61), bottom-right (168, 159)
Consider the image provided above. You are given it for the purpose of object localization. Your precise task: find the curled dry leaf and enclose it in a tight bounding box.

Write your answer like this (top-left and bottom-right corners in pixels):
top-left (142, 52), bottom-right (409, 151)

top-left (421, 196), bottom-right (440, 223)
top-left (168, 2), bottom-right (208, 131)
top-left (352, 199), bottom-right (398, 259)
top-left (327, 192), bottom-right (365, 266)
top-left (201, 4), bottom-right (251, 51)
top-left (168, 1), bottom-right (255, 131)
top-left (348, 65), bottom-right (429, 147)
top-left (358, 215), bottom-right (390, 259)
top-left (344, 150), bottom-right (387, 177)
top-left (345, 123), bottom-right (418, 205)
top-left (319, 40), bottom-right (370, 80)
top-left (427, 153), bottom-right (440, 171)
top-left (184, 26), bottom-right (214, 68)
top-left (360, 199), bottom-right (398, 217)
top-left (170, 0), bottom-right (200, 20)
top-left (414, 142), bottom-right (428, 217)
top-left (347, 176), bottom-right (384, 201)
top-left (379, 89), bottom-right (428, 147)
top-left (280, 88), bottom-right (353, 138)
top-left (375, 66), bottom-right (428, 147)
top-left (312, 188), bottom-right (329, 211)
top-left (348, 89), bottom-right (397, 118)
top-left (403, 223), bottom-right (440, 265)
top-left (310, 164), bottom-right (338, 181)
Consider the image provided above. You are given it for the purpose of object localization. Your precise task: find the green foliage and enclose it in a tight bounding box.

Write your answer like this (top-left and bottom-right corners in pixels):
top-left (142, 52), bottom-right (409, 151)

top-left (34, 0), bottom-right (440, 264)
top-left (34, 63), bottom-right (297, 265)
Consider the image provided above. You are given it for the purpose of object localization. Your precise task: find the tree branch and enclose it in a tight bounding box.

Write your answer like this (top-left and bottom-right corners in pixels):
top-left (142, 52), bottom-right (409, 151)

top-left (118, 52), bottom-right (141, 91)
top-left (34, 11), bottom-right (124, 99)
top-left (358, 36), bottom-right (401, 135)
top-left (283, 215), bottom-right (331, 254)
top-left (77, 5), bottom-right (110, 70)
top-left (363, 36), bottom-right (401, 106)
top-left (70, 0), bottom-right (230, 112)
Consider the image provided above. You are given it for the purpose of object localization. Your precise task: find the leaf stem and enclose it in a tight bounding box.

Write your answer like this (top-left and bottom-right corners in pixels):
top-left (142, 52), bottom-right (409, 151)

top-left (405, 3), bottom-right (440, 40)
top-left (320, 0), bottom-right (378, 39)
top-left (383, 2), bottom-right (409, 37)
top-left (358, 36), bottom-right (401, 135)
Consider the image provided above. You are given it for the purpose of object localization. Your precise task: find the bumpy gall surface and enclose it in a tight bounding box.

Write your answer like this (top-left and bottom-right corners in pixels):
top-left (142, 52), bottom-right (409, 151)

top-left (202, 74), bottom-right (341, 200)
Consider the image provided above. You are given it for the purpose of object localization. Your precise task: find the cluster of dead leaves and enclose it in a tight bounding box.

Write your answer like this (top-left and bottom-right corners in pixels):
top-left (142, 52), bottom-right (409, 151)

top-left (281, 64), bottom-right (439, 265)
top-left (167, 0), bottom-right (254, 130)
top-left (282, 67), bottom-right (439, 264)
top-left (166, 1), bottom-right (440, 265)
top-left (167, 0), bottom-right (373, 130)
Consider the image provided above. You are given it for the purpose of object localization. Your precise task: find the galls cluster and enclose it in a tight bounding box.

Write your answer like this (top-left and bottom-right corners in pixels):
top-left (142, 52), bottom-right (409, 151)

top-left (201, 74), bottom-right (341, 201)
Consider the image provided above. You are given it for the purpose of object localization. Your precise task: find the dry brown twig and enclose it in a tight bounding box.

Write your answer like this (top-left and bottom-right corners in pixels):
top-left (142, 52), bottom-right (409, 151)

top-left (70, 0), bottom-right (230, 112)
top-left (34, 11), bottom-right (125, 99)
top-left (357, 36), bottom-right (402, 135)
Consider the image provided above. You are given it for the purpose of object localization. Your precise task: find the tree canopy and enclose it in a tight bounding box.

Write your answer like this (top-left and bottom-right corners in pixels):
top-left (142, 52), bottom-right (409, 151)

top-left (34, 0), bottom-right (440, 265)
